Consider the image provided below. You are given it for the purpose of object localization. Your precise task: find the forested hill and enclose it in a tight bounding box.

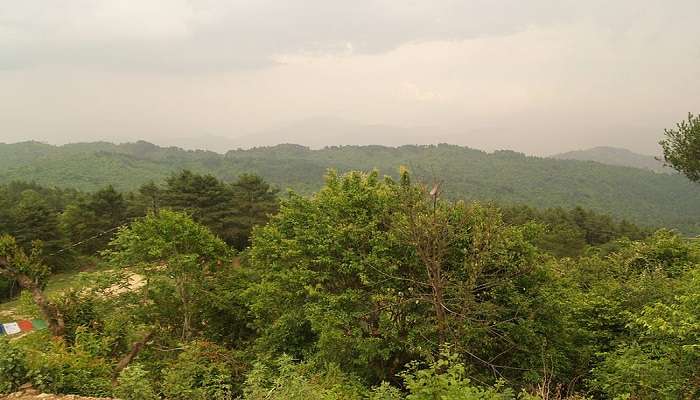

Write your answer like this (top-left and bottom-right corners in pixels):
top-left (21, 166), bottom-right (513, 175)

top-left (552, 146), bottom-right (670, 173)
top-left (1, 140), bottom-right (699, 234)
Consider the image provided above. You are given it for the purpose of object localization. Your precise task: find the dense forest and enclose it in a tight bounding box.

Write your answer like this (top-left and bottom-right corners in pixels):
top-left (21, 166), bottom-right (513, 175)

top-left (0, 115), bottom-right (698, 399)
top-left (0, 167), bottom-right (695, 399)
top-left (552, 147), bottom-right (670, 173)
top-left (1, 141), bottom-right (698, 235)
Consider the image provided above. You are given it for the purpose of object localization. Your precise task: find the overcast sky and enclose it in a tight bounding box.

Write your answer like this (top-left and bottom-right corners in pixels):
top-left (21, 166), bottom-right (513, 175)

top-left (1, 0), bottom-right (699, 155)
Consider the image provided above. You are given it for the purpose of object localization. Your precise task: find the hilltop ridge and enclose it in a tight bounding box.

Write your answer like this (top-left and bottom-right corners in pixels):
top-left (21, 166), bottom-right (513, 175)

top-left (552, 146), bottom-right (670, 173)
top-left (1, 140), bottom-right (698, 234)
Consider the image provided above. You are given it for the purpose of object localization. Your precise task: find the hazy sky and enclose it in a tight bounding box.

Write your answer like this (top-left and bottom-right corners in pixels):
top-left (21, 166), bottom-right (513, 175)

top-left (1, 0), bottom-right (699, 155)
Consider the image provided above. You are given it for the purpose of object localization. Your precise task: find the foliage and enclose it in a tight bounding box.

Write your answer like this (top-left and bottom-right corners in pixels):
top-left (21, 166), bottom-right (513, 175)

top-left (590, 266), bottom-right (700, 399)
top-left (9, 190), bottom-right (71, 268)
top-left (23, 333), bottom-right (113, 397)
top-left (161, 341), bottom-right (243, 400)
top-left (228, 173), bottom-right (279, 248)
top-left (392, 349), bottom-right (515, 400)
top-left (660, 112), bottom-right (700, 182)
top-left (245, 171), bottom-right (568, 385)
top-left (0, 339), bottom-right (29, 394)
top-left (60, 185), bottom-right (128, 254)
top-left (0, 182), bottom-right (77, 279)
top-left (501, 205), bottom-right (649, 257)
top-left (114, 364), bottom-right (158, 400)
top-left (160, 170), bottom-right (278, 249)
top-left (1, 141), bottom-right (698, 234)
top-left (106, 209), bottom-right (232, 339)
top-left (564, 231), bottom-right (700, 399)
top-left (0, 168), bottom-right (698, 399)
top-left (242, 356), bottom-right (367, 400)
top-left (0, 234), bottom-right (49, 283)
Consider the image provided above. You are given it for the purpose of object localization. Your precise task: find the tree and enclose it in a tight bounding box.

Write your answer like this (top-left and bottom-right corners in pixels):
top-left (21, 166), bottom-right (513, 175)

top-left (161, 170), bottom-right (278, 249)
top-left (60, 185), bottom-right (128, 254)
top-left (162, 171), bottom-right (236, 244)
top-left (228, 174), bottom-right (279, 249)
top-left (137, 181), bottom-right (162, 215)
top-left (11, 190), bottom-right (70, 267)
top-left (579, 231), bottom-right (700, 399)
top-left (0, 235), bottom-right (64, 336)
top-left (106, 210), bottom-right (232, 340)
top-left (246, 170), bottom-right (562, 384)
top-left (660, 113), bottom-right (700, 182)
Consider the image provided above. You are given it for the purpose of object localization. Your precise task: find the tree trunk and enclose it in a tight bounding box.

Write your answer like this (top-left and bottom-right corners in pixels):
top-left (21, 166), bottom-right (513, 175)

top-left (430, 270), bottom-right (447, 344)
top-left (176, 277), bottom-right (192, 340)
top-left (0, 257), bottom-right (65, 337)
top-left (112, 331), bottom-right (154, 383)
top-left (15, 274), bottom-right (65, 337)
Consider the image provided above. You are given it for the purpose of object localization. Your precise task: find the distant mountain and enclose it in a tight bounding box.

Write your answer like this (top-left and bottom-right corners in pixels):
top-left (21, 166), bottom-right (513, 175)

top-left (552, 146), bottom-right (670, 173)
top-left (1, 141), bottom-right (698, 235)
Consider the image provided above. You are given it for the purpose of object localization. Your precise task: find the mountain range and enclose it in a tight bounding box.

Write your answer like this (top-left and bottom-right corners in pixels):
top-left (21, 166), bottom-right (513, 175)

top-left (0, 140), bottom-right (697, 235)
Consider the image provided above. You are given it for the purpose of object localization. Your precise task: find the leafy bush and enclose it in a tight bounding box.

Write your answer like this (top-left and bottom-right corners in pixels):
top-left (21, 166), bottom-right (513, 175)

top-left (243, 355), bottom-right (367, 400)
top-left (0, 339), bottom-right (29, 394)
top-left (390, 349), bottom-right (515, 400)
top-left (161, 341), bottom-right (243, 400)
top-left (27, 337), bottom-right (113, 397)
top-left (114, 364), bottom-right (158, 400)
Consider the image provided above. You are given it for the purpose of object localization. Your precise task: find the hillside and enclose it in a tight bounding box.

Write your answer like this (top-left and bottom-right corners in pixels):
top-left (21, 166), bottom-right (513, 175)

top-left (1, 141), bottom-right (699, 234)
top-left (552, 146), bottom-right (671, 173)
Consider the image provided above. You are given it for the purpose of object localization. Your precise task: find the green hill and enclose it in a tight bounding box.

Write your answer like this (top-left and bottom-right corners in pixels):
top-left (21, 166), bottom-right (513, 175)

top-left (1, 141), bottom-right (698, 234)
top-left (552, 146), bottom-right (671, 173)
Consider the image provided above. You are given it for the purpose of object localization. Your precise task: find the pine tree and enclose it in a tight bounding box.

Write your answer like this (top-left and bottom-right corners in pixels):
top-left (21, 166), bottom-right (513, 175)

top-left (228, 174), bottom-right (279, 249)
top-left (11, 190), bottom-right (71, 267)
top-left (162, 170), bottom-right (236, 243)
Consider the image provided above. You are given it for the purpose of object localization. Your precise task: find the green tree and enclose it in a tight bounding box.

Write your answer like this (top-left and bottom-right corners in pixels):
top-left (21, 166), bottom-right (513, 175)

top-left (161, 170), bottom-right (278, 249)
top-left (390, 349), bottom-right (515, 400)
top-left (60, 185), bottom-right (128, 254)
top-left (114, 364), bottom-right (158, 400)
top-left (161, 341), bottom-right (243, 400)
top-left (136, 181), bottom-right (162, 215)
top-left (106, 210), bottom-right (232, 340)
top-left (162, 170), bottom-right (236, 244)
top-left (228, 174), bottom-right (279, 249)
top-left (660, 113), bottom-right (700, 182)
top-left (246, 170), bottom-right (564, 385)
top-left (11, 190), bottom-right (70, 267)
top-left (0, 235), bottom-right (64, 336)
top-left (568, 230), bottom-right (700, 398)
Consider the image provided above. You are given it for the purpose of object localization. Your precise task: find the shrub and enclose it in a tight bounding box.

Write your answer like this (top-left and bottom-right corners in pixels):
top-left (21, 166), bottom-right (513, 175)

top-left (161, 341), bottom-right (243, 400)
top-left (114, 364), bottom-right (158, 400)
top-left (0, 339), bottom-right (30, 394)
top-left (370, 349), bottom-right (516, 400)
top-left (243, 355), bottom-right (367, 400)
top-left (27, 338), bottom-right (112, 397)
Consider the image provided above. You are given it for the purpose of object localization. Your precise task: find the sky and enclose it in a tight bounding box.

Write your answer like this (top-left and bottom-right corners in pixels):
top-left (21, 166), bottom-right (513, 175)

top-left (1, 0), bottom-right (699, 155)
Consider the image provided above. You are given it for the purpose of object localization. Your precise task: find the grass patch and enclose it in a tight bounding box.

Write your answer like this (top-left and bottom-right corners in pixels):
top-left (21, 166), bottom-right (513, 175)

top-left (0, 257), bottom-right (112, 318)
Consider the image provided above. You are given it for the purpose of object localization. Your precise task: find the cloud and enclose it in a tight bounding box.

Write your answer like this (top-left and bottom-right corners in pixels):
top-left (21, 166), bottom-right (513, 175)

top-left (0, 0), bottom-right (591, 72)
top-left (0, 0), bottom-right (699, 155)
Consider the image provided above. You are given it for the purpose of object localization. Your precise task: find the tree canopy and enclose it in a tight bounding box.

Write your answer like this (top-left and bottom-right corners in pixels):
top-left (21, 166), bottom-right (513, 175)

top-left (0, 170), bottom-right (697, 399)
top-left (661, 112), bottom-right (700, 182)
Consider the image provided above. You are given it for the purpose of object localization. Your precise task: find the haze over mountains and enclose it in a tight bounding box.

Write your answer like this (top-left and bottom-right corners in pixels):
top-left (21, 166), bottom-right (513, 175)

top-left (553, 146), bottom-right (670, 173)
top-left (1, 140), bottom-right (698, 235)
top-left (123, 117), bottom-right (474, 153)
